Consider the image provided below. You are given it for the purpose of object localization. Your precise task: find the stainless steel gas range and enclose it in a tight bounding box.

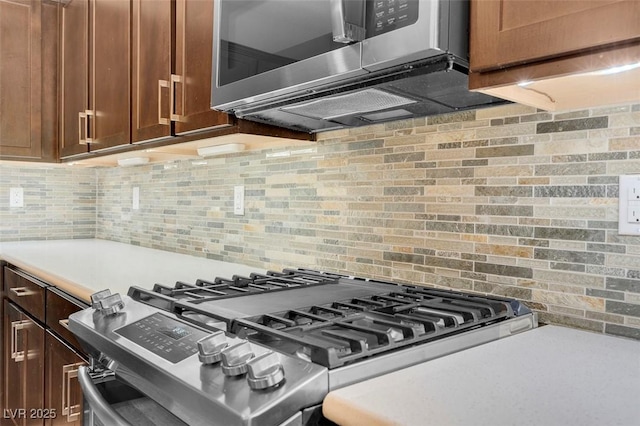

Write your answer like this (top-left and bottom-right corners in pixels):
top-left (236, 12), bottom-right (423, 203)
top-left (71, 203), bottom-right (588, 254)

top-left (69, 269), bottom-right (537, 426)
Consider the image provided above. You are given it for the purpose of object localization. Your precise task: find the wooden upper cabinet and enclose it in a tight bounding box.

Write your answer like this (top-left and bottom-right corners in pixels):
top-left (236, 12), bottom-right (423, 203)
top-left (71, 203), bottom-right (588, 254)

top-left (89, 0), bottom-right (131, 151)
top-left (59, 0), bottom-right (89, 158)
top-left (0, 0), bottom-right (57, 161)
top-left (131, 0), bottom-right (172, 143)
top-left (132, 0), bottom-right (231, 142)
top-left (470, 0), bottom-right (640, 72)
top-left (60, 0), bottom-right (131, 156)
top-left (174, 0), bottom-right (231, 134)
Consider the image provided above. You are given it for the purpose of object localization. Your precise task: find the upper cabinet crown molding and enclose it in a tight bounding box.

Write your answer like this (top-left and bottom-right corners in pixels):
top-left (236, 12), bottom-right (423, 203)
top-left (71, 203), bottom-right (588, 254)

top-left (469, 0), bottom-right (640, 111)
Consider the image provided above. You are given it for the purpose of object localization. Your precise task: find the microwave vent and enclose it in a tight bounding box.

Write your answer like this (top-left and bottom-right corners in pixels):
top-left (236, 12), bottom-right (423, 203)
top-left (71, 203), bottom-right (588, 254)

top-left (280, 88), bottom-right (416, 120)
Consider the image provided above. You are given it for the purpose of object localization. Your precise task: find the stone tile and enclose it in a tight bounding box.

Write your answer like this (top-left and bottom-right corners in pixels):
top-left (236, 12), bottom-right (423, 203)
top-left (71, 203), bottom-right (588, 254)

top-left (534, 248), bottom-right (604, 265)
top-left (606, 301), bottom-right (640, 317)
top-left (476, 144), bottom-right (534, 158)
top-left (474, 262), bottom-right (533, 278)
top-left (606, 277), bottom-right (640, 293)
top-left (586, 288), bottom-right (625, 301)
top-left (604, 324), bottom-right (640, 340)
top-left (537, 117), bottom-right (608, 133)
top-left (534, 227), bottom-right (605, 242)
top-left (534, 185), bottom-right (606, 198)
top-left (476, 205), bottom-right (533, 217)
top-left (537, 313), bottom-right (603, 333)
top-left (534, 162), bottom-right (606, 176)
top-left (475, 186), bottom-right (532, 197)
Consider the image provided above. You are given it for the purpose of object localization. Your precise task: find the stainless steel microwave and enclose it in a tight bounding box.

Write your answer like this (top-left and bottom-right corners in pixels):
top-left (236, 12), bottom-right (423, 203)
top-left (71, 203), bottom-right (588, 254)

top-left (211, 0), bottom-right (507, 133)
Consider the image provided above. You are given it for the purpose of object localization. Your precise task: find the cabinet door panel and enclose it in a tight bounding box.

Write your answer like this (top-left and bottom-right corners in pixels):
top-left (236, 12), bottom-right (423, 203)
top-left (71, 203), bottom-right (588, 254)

top-left (131, 0), bottom-right (172, 143)
top-left (470, 0), bottom-right (640, 71)
top-left (0, 0), bottom-right (42, 159)
top-left (174, 0), bottom-right (231, 134)
top-left (44, 332), bottom-right (86, 426)
top-left (59, 0), bottom-right (89, 158)
top-left (89, 0), bottom-right (131, 150)
top-left (3, 301), bottom-right (44, 426)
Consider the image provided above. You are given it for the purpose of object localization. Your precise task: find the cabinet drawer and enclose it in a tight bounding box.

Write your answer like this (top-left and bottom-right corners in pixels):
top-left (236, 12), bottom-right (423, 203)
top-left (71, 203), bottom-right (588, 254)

top-left (5, 266), bottom-right (47, 323)
top-left (46, 287), bottom-right (89, 353)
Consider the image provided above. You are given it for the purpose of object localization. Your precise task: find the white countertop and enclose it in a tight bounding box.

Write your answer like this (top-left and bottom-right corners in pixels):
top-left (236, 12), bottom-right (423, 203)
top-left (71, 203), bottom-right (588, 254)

top-left (0, 239), bottom-right (264, 302)
top-left (323, 325), bottom-right (640, 426)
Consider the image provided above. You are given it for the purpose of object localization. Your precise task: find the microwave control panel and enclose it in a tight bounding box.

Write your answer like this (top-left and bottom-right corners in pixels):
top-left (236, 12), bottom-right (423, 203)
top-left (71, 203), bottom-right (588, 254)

top-left (367, 0), bottom-right (418, 37)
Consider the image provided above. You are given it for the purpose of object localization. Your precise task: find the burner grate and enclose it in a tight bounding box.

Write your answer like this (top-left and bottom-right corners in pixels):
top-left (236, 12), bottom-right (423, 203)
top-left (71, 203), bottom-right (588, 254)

top-left (234, 285), bottom-right (516, 369)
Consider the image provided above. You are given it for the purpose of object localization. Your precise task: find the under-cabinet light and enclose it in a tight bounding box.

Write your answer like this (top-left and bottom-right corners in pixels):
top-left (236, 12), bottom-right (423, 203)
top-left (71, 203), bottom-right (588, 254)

top-left (588, 62), bottom-right (640, 76)
top-left (517, 81), bottom-right (533, 87)
top-left (117, 157), bottom-right (149, 167)
top-left (197, 143), bottom-right (245, 157)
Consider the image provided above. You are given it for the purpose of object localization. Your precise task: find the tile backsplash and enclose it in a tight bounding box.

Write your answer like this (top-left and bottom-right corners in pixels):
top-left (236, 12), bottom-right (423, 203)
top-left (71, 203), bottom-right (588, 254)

top-left (3, 101), bottom-right (640, 340)
top-left (0, 164), bottom-right (95, 240)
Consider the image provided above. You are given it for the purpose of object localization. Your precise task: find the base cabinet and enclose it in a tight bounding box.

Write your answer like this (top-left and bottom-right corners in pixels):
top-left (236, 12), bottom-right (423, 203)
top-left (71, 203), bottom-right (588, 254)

top-left (1, 267), bottom-right (87, 426)
top-left (44, 333), bottom-right (85, 426)
top-left (2, 300), bottom-right (45, 426)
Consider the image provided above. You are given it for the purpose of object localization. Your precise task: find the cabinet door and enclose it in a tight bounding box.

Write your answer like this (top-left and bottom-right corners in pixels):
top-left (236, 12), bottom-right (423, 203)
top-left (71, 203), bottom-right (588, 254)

top-left (131, 0), bottom-right (172, 143)
top-left (174, 0), bottom-right (231, 134)
top-left (3, 300), bottom-right (44, 426)
top-left (0, 0), bottom-right (56, 161)
top-left (59, 0), bottom-right (89, 158)
top-left (88, 0), bottom-right (131, 151)
top-left (470, 0), bottom-right (640, 72)
top-left (44, 332), bottom-right (86, 426)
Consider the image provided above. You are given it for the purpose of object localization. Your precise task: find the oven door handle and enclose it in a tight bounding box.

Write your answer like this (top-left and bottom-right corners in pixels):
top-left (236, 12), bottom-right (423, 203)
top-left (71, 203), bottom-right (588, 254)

top-left (77, 366), bottom-right (132, 426)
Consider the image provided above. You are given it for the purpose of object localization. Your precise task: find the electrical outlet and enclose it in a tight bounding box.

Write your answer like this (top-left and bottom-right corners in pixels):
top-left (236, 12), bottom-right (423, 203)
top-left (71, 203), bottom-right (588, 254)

top-left (132, 187), bottom-right (140, 210)
top-left (619, 175), bottom-right (640, 234)
top-left (9, 188), bottom-right (24, 208)
top-left (234, 185), bottom-right (244, 215)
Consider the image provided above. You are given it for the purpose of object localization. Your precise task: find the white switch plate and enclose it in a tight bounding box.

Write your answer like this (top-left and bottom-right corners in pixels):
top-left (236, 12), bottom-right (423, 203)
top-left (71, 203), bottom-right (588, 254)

top-left (132, 187), bottom-right (140, 210)
top-left (234, 185), bottom-right (244, 215)
top-left (618, 175), bottom-right (640, 235)
top-left (9, 187), bottom-right (23, 208)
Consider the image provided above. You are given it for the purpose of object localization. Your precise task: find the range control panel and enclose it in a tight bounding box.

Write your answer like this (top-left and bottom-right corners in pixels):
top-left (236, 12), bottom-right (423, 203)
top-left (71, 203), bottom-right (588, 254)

top-left (367, 0), bottom-right (418, 37)
top-left (115, 313), bottom-right (209, 363)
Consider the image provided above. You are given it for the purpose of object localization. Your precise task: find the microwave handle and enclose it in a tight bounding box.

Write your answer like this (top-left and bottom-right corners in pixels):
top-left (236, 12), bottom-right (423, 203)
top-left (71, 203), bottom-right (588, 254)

top-left (78, 366), bottom-right (132, 426)
top-left (331, 0), bottom-right (366, 43)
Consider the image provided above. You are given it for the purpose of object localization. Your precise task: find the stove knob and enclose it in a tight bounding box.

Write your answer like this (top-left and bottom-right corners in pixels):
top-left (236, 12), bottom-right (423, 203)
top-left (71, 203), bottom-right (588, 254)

top-left (90, 289), bottom-right (113, 309)
top-left (220, 341), bottom-right (254, 376)
top-left (197, 331), bottom-right (228, 364)
top-left (91, 291), bottom-right (124, 316)
top-left (246, 351), bottom-right (285, 391)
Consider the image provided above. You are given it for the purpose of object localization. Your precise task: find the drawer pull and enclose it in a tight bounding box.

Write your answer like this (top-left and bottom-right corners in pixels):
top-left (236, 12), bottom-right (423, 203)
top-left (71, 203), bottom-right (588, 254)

top-left (10, 287), bottom-right (35, 297)
top-left (62, 363), bottom-right (84, 422)
top-left (59, 319), bottom-right (70, 330)
top-left (10, 320), bottom-right (30, 362)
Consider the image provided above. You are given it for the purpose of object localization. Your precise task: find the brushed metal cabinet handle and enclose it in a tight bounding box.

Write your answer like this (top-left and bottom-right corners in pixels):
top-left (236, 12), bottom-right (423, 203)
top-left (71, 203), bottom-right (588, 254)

top-left (10, 287), bottom-right (35, 297)
top-left (62, 363), bottom-right (83, 422)
top-left (10, 320), bottom-right (30, 362)
top-left (170, 74), bottom-right (185, 122)
top-left (158, 79), bottom-right (171, 125)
